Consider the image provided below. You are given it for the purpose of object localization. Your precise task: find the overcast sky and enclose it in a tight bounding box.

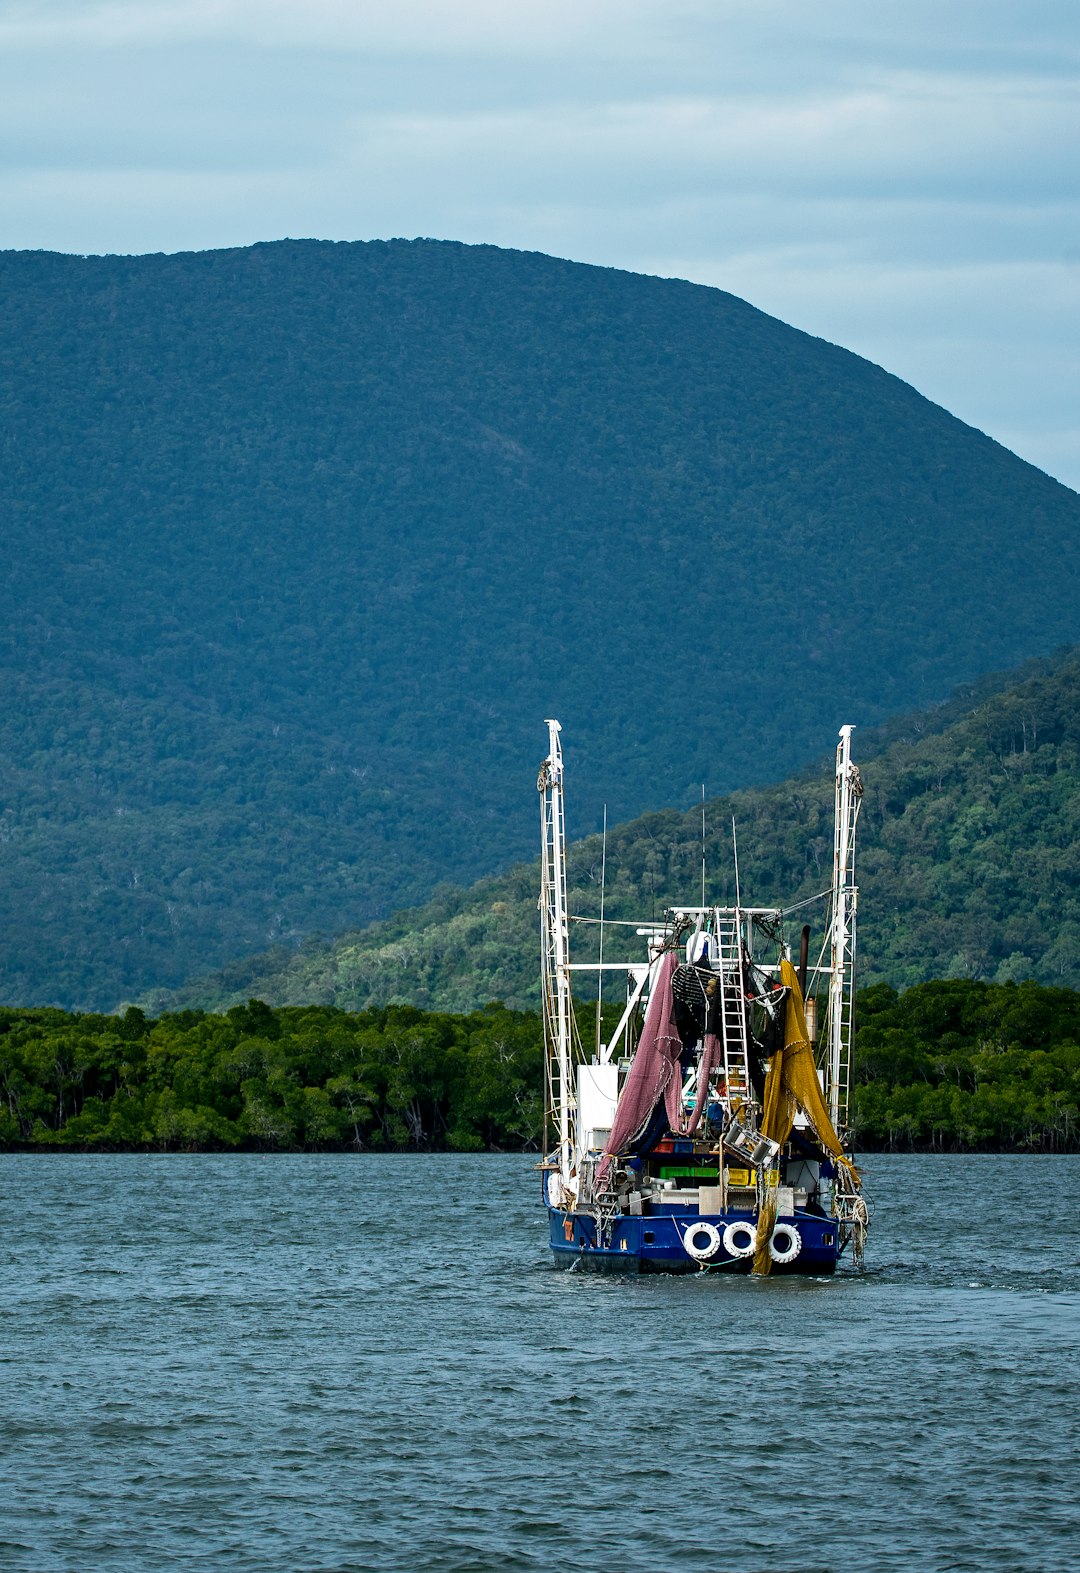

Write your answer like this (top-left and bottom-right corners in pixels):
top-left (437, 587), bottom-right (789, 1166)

top-left (2, 0), bottom-right (1077, 487)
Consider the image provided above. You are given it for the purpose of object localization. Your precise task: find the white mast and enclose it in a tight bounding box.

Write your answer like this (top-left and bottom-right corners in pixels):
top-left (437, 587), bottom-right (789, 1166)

top-left (538, 719), bottom-right (574, 1181)
top-left (826, 724), bottom-right (863, 1134)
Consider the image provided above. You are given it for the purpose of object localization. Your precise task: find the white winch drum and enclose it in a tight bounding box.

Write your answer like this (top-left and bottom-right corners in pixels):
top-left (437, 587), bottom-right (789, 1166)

top-left (769, 1223), bottom-right (803, 1265)
top-left (722, 1221), bottom-right (756, 1259)
top-left (685, 931), bottom-right (718, 967)
top-left (683, 1221), bottom-right (722, 1261)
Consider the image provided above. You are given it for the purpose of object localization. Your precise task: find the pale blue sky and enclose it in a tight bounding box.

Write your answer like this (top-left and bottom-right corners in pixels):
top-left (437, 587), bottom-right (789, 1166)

top-left (2, 0), bottom-right (1077, 486)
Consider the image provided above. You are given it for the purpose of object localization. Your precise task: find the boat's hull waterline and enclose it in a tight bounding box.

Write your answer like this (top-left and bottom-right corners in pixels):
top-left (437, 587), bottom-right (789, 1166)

top-left (537, 720), bottom-right (869, 1278)
top-left (547, 1206), bottom-right (840, 1274)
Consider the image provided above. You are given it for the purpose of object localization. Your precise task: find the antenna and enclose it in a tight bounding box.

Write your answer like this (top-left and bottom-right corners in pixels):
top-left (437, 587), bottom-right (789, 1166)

top-left (595, 803), bottom-right (607, 1058)
top-left (700, 784), bottom-right (706, 908)
top-left (732, 815), bottom-right (742, 909)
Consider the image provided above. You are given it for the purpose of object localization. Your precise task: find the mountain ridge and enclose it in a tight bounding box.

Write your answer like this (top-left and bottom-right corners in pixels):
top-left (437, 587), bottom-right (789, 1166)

top-left (3, 237), bottom-right (1079, 1007)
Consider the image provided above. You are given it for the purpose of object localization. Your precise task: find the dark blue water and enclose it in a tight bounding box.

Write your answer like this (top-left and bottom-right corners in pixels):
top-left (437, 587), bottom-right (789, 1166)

top-left (2, 1154), bottom-right (1077, 1572)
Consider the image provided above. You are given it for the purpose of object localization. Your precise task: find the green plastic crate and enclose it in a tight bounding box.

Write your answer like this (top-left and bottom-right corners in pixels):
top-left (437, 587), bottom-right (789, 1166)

top-left (656, 1165), bottom-right (721, 1180)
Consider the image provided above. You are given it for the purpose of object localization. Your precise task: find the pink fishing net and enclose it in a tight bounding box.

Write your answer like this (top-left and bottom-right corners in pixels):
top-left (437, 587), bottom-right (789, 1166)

top-left (598, 952), bottom-right (719, 1182)
top-left (667, 1030), bottom-right (721, 1137)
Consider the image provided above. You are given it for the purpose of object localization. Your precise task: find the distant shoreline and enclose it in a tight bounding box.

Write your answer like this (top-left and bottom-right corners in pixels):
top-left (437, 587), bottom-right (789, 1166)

top-left (2, 977), bottom-right (1077, 1156)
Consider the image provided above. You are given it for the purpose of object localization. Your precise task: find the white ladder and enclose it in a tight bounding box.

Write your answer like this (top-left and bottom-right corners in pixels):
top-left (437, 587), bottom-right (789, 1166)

top-left (716, 911), bottom-right (751, 1104)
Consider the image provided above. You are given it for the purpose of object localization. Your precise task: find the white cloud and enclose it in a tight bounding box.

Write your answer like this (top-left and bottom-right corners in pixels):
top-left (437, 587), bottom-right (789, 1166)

top-left (332, 76), bottom-right (1078, 208)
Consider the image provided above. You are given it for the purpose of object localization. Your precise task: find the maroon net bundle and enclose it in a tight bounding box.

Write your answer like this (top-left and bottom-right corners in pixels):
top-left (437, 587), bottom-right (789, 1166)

top-left (598, 952), bottom-right (720, 1183)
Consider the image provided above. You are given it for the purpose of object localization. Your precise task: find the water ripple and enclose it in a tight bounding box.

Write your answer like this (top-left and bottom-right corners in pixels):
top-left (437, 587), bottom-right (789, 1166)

top-left (0, 1152), bottom-right (1078, 1571)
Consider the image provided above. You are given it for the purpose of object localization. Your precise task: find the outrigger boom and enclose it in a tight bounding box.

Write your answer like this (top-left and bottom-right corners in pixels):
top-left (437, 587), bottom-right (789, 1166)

top-left (538, 723), bottom-right (868, 1275)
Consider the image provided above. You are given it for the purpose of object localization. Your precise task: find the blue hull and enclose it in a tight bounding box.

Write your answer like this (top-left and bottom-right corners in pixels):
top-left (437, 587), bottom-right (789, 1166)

top-left (548, 1206), bottom-right (842, 1274)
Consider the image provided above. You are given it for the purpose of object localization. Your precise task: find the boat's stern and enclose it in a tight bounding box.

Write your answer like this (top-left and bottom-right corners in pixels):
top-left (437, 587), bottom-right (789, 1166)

top-left (548, 1204), bottom-right (842, 1275)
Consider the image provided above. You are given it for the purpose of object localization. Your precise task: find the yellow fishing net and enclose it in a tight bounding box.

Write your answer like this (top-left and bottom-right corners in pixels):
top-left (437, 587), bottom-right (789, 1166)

top-left (752, 958), bottom-right (859, 1276)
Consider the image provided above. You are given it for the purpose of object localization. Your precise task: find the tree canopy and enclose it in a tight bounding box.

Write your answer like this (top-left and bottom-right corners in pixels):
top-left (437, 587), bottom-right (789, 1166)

top-left (1, 979), bottom-right (1076, 1153)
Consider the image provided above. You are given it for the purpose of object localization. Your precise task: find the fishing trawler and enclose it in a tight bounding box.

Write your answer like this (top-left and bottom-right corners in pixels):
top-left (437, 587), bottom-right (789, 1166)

top-left (538, 721), bottom-right (869, 1275)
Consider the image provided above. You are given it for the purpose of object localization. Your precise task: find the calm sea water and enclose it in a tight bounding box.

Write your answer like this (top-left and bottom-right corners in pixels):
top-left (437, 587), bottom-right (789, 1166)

top-left (1, 1153), bottom-right (1077, 1572)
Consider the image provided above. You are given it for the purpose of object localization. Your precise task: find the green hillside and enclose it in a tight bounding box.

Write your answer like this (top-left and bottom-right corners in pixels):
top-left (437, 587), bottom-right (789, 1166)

top-left (3, 239), bottom-right (1080, 1008)
top-left (144, 649), bottom-right (1080, 1013)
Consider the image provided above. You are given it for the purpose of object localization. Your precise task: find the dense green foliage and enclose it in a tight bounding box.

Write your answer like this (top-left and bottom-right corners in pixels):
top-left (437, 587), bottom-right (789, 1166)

top-left (854, 979), bottom-right (1080, 1151)
top-left (0, 1000), bottom-right (544, 1153)
top-left (2, 979), bottom-right (1076, 1153)
top-left (151, 651), bottom-right (1080, 1013)
top-left (3, 239), bottom-right (1080, 1009)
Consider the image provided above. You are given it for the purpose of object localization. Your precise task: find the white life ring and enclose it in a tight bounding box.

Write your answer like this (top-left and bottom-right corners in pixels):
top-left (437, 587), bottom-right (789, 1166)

top-left (769, 1223), bottom-right (802, 1265)
top-left (683, 1221), bottom-right (722, 1261)
top-left (722, 1220), bottom-right (756, 1259)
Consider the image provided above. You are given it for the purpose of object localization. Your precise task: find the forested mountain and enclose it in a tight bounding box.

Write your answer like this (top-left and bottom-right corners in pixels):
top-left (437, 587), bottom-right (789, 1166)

top-left (3, 238), bottom-right (1080, 1009)
top-left (145, 650), bottom-right (1080, 1013)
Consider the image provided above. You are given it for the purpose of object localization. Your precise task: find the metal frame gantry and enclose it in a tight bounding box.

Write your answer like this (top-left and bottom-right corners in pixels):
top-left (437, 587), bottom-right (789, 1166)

top-left (538, 719), bottom-right (575, 1183)
top-left (540, 718), bottom-right (863, 1171)
top-left (826, 724), bottom-right (862, 1136)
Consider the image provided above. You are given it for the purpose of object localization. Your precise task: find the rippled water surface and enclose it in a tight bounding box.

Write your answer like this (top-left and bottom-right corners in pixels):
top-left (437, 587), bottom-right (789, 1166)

top-left (2, 1153), bottom-right (1078, 1571)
